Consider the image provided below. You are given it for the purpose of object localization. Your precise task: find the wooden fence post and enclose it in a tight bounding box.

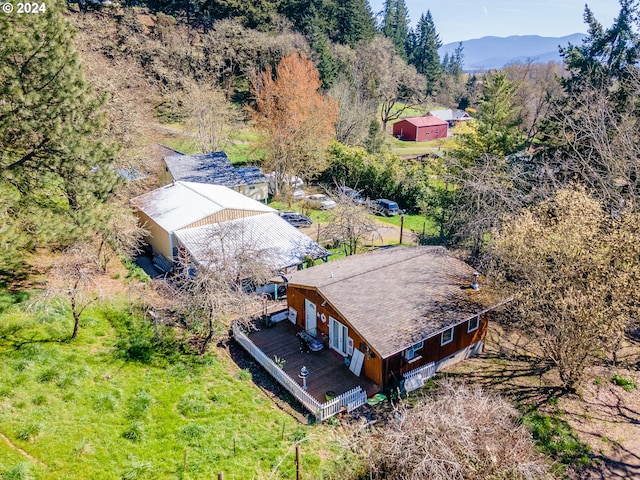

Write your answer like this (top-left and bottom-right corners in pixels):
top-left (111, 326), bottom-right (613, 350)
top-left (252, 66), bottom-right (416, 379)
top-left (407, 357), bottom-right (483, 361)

top-left (296, 444), bottom-right (301, 480)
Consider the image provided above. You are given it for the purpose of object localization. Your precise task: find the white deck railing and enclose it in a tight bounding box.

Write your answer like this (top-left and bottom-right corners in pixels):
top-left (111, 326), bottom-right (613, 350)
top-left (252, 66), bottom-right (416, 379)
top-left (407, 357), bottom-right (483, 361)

top-left (402, 362), bottom-right (436, 393)
top-left (232, 322), bottom-right (367, 421)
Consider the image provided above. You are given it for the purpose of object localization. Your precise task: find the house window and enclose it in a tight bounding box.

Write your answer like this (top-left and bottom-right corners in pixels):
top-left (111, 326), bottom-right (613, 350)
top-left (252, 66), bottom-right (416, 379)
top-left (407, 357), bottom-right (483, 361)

top-left (403, 341), bottom-right (424, 361)
top-left (441, 327), bottom-right (454, 346)
top-left (468, 316), bottom-right (479, 332)
top-left (434, 130), bottom-right (439, 135)
top-left (329, 317), bottom-right (349, 356)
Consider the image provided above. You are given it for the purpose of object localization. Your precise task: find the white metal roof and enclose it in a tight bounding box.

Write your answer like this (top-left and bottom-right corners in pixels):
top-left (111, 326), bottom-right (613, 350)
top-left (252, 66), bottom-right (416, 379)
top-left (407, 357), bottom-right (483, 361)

top-left (130, 181), bottom-right (274, 232)
top-left (174, 213), bottom-right (328, 271)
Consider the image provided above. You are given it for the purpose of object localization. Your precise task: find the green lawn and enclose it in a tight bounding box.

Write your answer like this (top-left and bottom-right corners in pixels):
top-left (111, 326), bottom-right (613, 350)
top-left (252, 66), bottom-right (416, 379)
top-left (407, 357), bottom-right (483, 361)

top-left (0, 291), bottom-right (350, 479)
top-left (373, 213), bottom-right (439, 236)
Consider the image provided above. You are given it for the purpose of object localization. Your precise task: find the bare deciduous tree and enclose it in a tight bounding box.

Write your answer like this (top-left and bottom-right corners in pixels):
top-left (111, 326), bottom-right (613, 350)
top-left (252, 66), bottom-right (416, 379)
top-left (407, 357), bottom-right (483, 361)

top-left (181, 82), bottom-right (240, 154)
top-left (487, 186), bottom-right (640, 390)
top-left (94, 204), bottom-right (149, 273)
top-left (328, 76), bottom-right (377, 146)
top-left (360, 380), bottom-right (554, 480)
top-left (174, 222), bottom-right (277, 353)
top-left (48, 244), bottom-right (102, 340)
top-left (321, 190), bottom-right (380, 256)
top-left (536, 73), bottom-right (640, 211)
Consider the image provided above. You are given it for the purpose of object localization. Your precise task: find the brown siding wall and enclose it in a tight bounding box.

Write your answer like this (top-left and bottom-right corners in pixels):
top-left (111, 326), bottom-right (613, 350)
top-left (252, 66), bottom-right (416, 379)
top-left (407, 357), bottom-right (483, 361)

top-left (382, 313), bottom-right (489, 389)
top-left (287, 286), bottom-right (384, 386)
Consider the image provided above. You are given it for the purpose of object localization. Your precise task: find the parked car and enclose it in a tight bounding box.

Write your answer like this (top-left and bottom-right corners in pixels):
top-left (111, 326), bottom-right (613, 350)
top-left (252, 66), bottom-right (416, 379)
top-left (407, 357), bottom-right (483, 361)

top-left (279, 211), bottom-right (313, 228)
top-left (266, 172), bottom-right (303, 195)
top-left (292, 188), bottom-right (306, 200)
top-left (254, 283), bottom-right (287, 299)
top-left (337, 186), bottom-right (364, 203)
top-left (304, 194), bottom-right (337, 210)
top-left (243, 282), bottom-right (287, 300)
top-left (374, 198), bottom-right (400, 216)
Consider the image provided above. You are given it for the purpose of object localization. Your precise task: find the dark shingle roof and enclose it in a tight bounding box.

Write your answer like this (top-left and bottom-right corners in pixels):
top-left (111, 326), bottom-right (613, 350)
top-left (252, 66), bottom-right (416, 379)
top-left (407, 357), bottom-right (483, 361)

top-left (236, 166), bottom-right (268, 185)
top-left (287, 246), bottom-right (497, 358)
top-left (164, 152), bottom-right (265, 187)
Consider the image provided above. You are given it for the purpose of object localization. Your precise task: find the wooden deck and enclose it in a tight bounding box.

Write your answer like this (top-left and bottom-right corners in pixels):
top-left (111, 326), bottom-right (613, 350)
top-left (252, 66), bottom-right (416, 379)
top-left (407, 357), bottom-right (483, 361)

top-left (247, 318), bottom-right (379, 403)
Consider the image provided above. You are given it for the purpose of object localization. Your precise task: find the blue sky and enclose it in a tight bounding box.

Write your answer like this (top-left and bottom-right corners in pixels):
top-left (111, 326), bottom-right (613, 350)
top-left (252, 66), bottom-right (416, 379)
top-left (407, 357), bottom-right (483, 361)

top-left (368, 0), bottom-right (623, 44)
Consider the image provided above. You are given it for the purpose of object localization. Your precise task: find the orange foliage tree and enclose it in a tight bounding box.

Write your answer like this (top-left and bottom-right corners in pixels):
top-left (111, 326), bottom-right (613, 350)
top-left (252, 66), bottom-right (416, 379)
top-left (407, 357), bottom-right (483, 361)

top-left (252, 52), bottom-right (338, 196)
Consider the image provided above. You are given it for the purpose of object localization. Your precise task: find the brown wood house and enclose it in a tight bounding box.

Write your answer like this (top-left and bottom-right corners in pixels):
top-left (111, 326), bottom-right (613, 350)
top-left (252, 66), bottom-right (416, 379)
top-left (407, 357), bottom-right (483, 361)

top-left (284, 246), bottom-right (502, 391)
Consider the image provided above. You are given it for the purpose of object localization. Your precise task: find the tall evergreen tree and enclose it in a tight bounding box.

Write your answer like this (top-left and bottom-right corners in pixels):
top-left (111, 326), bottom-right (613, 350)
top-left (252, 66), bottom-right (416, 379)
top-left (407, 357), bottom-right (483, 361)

top-left (453, 72), bottom-right (524, 163)
top-left (310, 30), bottom-right (339, 88)
top-left (443, 42), bottom-right (464, 77)
top-left (560, 0), bottom-right (640, 105)
top-left (0, 1), bottom-right (118, 274)
top-left (535, 0), bottom-right (640, 210)
top-left (334, 0), bottom-right (376, 46)
top-left (408, 11), bottom-right (442, 96)
top-left (381, 0), bottom-right (410, 58)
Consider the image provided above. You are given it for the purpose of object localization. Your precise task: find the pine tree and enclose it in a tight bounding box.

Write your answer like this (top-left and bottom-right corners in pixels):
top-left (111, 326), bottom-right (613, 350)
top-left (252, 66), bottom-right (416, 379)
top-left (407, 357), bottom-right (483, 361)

top-left (381, 0), bottom-right (410, 59)
top-left (0, 1), bottom-right (117, 275)
top-left (560, 0), bottom-right (640, 105)
top-left (310, 31), bottom-right (339, 88)
top-left (408, 11), bottom-right (442, 96)
top-left (334, 0), bottom-right (376, 46)
top-left (453, 72), bottom-right (524, 162)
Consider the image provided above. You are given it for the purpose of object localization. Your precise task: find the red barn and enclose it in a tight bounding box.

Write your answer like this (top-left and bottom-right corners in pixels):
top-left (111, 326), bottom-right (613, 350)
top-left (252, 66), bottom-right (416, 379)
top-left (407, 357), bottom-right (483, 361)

top-left (393, 116), bottom-right (448, 141)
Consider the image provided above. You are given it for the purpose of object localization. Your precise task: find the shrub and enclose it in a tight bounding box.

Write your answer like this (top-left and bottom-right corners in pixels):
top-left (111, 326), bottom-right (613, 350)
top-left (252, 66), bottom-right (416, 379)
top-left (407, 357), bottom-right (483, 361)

top-left (177, 391), bottom-right (211, 418)
top-left (122, 422), bottom-right (145, 442)
top-left (116, 335), bottom-right (155, 363)
top-left (126, 390), bottom-right (153, 420)
top-left (180, 424), bottom-right (206, 446)
top-left (38, 367), bottom-right (60, 383)
top-left (2, 462), bottom-right (32, 480)
top-left (122, 458), bottom-right (154, 480)
top-left (16, 423), bottom-right (41, 442)
top-left (361, 380), bottom-right (553, 480)
top-left (611, 373), bottom-right (637, 392)
top-left (93, 392), bottom-right (119, 413)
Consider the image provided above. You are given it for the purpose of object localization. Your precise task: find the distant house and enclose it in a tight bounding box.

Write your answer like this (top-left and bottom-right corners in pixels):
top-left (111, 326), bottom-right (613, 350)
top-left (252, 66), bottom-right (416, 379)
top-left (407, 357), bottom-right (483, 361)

top-left (392, 116), bottom-right (448, 141)
top-left (429, 109), bottom-right (472, 127)
top-left (159, 151), bottom-right (269, 203)
top-left (131, 181), bottom-right (327, 272)
top-left (283, 246), bottom-right (504, 391)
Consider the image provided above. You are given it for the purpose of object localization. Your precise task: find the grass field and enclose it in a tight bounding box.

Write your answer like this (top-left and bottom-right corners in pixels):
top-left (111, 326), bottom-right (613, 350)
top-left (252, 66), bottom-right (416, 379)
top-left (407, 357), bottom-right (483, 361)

top-left (375, 213), bottom-right (439, 237)
top-left (0, 290), bottom-right (349, 479)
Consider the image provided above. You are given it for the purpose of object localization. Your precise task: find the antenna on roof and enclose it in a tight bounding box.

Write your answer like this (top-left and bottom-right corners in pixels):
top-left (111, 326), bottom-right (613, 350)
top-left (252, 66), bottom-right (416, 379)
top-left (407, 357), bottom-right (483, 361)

top-left (470, 272), bottom-right (480, 291)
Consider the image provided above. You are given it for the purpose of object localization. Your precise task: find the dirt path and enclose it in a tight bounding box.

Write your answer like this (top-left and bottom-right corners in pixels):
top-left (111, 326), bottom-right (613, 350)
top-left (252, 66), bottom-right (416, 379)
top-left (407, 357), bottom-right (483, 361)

top-left (0, 432), bottom-right (46, 467)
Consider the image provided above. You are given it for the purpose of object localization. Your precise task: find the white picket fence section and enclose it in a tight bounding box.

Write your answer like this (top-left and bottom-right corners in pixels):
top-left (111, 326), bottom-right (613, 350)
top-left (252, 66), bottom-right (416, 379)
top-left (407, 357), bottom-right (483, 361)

top-left (232, 323), bottom-right (367, 421)
top-left (402, 362), bottom-right (436, 393)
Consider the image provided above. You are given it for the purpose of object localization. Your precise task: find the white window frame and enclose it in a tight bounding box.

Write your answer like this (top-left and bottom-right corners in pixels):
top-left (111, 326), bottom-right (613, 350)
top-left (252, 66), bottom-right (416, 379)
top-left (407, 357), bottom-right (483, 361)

top-left (441, 327), bottom-right (454, 346)
top-left (468, 316), bottom-right (479, 333)
top-left (403, 341), bottom-right (424, 361)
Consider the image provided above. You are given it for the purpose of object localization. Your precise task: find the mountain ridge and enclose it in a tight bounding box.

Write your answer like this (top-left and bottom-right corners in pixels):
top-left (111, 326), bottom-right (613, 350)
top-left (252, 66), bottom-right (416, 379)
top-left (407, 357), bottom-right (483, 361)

top-left (439, 33), bottom-right (586, 71)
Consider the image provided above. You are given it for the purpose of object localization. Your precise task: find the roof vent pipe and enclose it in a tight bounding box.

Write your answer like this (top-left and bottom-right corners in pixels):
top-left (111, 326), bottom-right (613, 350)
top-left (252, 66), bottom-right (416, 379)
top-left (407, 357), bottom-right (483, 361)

top-left (470, 272), bottom-right (480, 291)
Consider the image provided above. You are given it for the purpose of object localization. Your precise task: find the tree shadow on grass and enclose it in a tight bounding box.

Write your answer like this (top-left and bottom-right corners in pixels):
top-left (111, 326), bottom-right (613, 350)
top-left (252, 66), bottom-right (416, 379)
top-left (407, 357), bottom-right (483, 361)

top-left (443, 349), bottom-right (570, 409)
